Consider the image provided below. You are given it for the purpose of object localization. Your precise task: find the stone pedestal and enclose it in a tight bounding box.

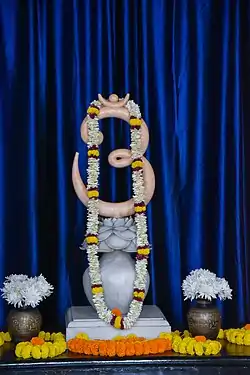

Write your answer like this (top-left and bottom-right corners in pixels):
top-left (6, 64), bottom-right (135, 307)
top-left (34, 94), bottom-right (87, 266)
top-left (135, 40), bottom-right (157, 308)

top-left (65, 305), bottom-right (171, 341)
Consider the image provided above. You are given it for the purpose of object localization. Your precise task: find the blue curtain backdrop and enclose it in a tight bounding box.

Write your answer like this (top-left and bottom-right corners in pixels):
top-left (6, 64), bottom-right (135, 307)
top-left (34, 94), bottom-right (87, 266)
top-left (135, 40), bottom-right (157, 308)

top-left (0, 0), bottom-right (250, 330)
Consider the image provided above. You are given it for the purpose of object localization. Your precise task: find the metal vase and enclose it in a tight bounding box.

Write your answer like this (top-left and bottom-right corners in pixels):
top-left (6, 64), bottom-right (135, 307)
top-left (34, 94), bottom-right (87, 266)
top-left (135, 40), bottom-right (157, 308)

top-left (187, 299), bottom-right (221, 340)
top-left (7, 308), bottom-right (42, 342)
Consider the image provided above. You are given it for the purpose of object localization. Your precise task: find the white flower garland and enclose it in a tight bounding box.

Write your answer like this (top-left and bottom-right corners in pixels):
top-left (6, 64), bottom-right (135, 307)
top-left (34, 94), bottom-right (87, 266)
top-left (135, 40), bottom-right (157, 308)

top-left (84, 99), bottom-right (150, 329)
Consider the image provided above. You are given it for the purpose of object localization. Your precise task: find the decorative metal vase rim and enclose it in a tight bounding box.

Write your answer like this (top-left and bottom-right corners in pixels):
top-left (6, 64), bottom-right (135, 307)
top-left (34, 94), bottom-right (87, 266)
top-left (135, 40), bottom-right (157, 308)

top-left (12, 307), bottom-right (38, 311)
top-left (196, 299), bottom-right (213, 305)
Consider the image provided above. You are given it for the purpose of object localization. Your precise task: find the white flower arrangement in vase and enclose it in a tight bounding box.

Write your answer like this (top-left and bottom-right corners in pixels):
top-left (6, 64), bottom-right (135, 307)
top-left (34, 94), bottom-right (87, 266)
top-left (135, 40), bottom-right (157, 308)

top-left (1, 274), bottom-right (54, 341)
top-left (182, 269), bottom-right (232, 339)
top-left (1, 274), bottom-right (54, 308)
top-left (182, 268), bottom-right (232, 301)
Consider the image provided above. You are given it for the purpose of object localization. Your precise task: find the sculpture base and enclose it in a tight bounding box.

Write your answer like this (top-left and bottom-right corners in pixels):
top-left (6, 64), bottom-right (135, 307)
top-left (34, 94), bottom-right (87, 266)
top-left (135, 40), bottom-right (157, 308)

top-left (65, 305), bottom-right (171, 341)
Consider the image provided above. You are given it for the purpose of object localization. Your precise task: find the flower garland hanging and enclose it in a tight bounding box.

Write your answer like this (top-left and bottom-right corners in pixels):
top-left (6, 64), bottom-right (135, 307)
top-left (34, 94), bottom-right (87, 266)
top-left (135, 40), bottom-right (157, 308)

top-left (85, 99), bottom-right (150, 329)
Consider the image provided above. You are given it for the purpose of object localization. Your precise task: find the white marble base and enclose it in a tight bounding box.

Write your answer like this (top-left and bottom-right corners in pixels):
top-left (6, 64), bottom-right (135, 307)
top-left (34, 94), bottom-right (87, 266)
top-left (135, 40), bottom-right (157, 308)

top-left (65, 305), bottom-right (171, 341)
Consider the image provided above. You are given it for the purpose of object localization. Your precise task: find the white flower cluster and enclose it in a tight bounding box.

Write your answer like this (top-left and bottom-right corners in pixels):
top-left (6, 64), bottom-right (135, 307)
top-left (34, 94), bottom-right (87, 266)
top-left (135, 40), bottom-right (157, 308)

top-left (1, 274), bottom-right (54, 308)
top-left (182, 269), bottom-right (232, 301)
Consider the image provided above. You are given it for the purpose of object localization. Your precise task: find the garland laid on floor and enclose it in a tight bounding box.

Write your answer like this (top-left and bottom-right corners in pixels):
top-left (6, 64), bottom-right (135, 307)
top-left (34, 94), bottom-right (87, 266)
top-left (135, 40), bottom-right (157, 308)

top-left (165, 331), bottom-right (222, 356)
top-left (15, 332), bottom-right (66, 359)
top-left (218, 325), bottom-right (250, 345)
top-left (68, 333), bottom-right (171, 357)
top-left (67, 331), bottom-right (222, 357)
top-left (85, 99), bottom-right (150, 329)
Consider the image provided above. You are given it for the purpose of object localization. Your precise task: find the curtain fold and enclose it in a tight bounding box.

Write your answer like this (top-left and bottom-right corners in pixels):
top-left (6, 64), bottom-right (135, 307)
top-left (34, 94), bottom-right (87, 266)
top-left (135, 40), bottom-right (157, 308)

top-left (0, 0), bottom-right (250, 330)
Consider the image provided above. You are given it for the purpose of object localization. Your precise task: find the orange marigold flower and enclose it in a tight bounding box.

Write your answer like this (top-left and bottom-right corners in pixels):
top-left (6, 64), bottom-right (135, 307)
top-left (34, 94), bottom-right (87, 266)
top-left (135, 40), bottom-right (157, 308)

top-left (143, 341), bottom-right (150, 355)
top-left (245, 324), bottom-right (250, 330)
top-left (98, 341), bottom-right (107, 356)
top-left (116, 341), bottom-right (126, 357)
top-left (31, 337), bottom-right (45, 346)
top-left (149, 340), bottom-right (158, 354)
top-left (90, 342), bottom-right (99, 356)
top-left (111, 308), bottom-right (122, 317)
top-left (135, 341), bottom-right (144, 356)
top-left (126, 342), bottom-right (135, 356)
top-left (195, 336), bottom-right (207, 342)
top-left (84, 341), bottom-right (91, 355)
top-left (156, 338), bottom-right (170, 353)
top-left (106, 341), bottom-right (116, 357)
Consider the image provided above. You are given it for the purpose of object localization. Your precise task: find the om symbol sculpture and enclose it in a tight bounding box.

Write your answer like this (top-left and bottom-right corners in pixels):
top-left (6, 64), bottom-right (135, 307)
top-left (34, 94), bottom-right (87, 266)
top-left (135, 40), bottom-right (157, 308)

top-left (72, 94), bottom-right (155, 317)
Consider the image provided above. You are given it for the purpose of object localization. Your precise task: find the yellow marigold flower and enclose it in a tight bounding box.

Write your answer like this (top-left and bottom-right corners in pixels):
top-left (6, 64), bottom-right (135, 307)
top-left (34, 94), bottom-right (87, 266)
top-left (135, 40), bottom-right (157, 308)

top-left (186, 340), bottom-right (195, 355)
top-left (137, 248), bottom-right (150, 255)
top-left (32, 346), bottom-right (41, 359)
top-left (38, 331), bottom-right (46, 339)
top-left (17, 342), bottom-right (29, 348)
top-left (173, 330), bottom-right (181, 336)
top-left (59, 342), bottom-right (67, 353)
top-left (132, 160), bottom-right (143, 169)
top-left (22, 345), bottom-right (32, 359)
top-left (54, 332), bottom-right (65, 340)
top-left (243, 334), bottom-right (250, 346)
top-left (179, 342), bottom-right (187, 354)
top-left (114, 316), bottom-right (122, 329)
top-left (41, 344), bottom-right (49, 359)
top-left (172, 336), bottom-right (182, 345)
top-left (0, 332), bottom-right (11, 343)
top-left (229, 330), bottom-right (237, 343)
top-left (87, 106), bottom-right (99, 115)
top-left (159, 332), bottom-right (172, 341)
top-left (92, 286), bottom-right (104, 294)
top-left (45, 332), bottom-right (51, 341)
top-left (87, 190), bottom-right (99, 198)
top-left (15, 345), bottom-right (24, 358)
top-left (76, 333), bottom-right (89, 340)
top-left (5, 332), bottom-right (11, 342)
top-left (172, 343), bottom-right (180, 352)
top-left (129, 118), bottom-right (142, 126)
top-left (50, 333), bottom-right (55, 341)
top-left (183, 330), bottom-right (191, 338)
top-left (133, 291), bottom-right (145, 299)
top-left (183, 337), bottom-right (192, 344)
top-left (86, 236), bottom-right (98, 244)
top-left (235, 333), bottom-right (244, 345)
top-left (134, 206), bottom-right (146, 213)
top-left (217, 329), bottom-right (224, 339)
top-left (204, 345), bottom-right (212, 356)
top-left (0, 336), bottom-right (4, 347)
top-left (49, 345), bottom-right (56, 358)
top-left (194, 342), bottom-right (204, 356)
top-left (54, 344), bottom-right (59, 356)
top-left (88, 149), bottom-right (99, 157)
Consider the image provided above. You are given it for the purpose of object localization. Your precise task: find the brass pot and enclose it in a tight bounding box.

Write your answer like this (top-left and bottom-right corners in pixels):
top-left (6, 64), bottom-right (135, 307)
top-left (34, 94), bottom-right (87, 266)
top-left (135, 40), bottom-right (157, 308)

top-left (7, 308), bottom-right (42, 342)
top-left (187, 299), bottom-right (221, 340)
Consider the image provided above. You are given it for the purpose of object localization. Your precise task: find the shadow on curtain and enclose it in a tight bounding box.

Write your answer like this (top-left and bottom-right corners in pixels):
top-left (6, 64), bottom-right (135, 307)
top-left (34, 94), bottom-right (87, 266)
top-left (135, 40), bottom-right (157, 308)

top-left (0, 0), bottom-right (250, 330)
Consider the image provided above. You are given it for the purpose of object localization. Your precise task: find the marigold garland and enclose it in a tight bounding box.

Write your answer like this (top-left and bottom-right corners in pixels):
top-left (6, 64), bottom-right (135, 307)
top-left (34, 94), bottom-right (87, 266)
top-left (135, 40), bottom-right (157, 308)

top-left (15, 331), bottom-right (66, 360)
top-left (0, 332), bottom-right (11, 346)
top-left (67, 334), bottom-right (171, 357)
top-left (85, 98), bottom-right (150, 330)
top-left (164, 331), bottom-right (222, 356)
top-left (218, 325), bottom-right (250, 346)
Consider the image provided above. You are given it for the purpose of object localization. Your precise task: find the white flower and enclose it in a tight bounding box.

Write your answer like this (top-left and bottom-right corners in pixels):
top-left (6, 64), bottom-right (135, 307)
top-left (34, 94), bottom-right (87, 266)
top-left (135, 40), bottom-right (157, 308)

top-left (1, 274), bottom-right (54, 308)
top-left (182, 268), bottom-right (232, 301)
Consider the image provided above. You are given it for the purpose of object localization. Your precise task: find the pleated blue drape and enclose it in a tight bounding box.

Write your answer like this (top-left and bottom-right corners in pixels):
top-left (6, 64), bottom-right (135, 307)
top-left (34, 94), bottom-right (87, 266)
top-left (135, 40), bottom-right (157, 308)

top-left (0, 0), bottom-right (250, 330)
